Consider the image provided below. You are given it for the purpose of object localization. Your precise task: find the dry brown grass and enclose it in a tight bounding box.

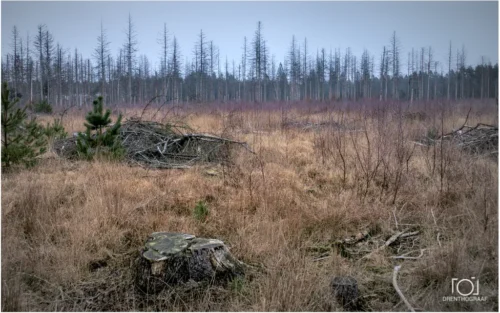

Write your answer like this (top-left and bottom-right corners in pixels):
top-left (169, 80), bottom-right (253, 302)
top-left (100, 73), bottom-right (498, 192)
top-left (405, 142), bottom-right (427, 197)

top-left (2, 101), bottom-right (498, 311)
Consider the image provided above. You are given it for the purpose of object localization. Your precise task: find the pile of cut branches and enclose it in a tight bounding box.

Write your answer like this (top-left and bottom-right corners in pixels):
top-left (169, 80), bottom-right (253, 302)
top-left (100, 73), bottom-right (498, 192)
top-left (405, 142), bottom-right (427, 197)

top-left (53, 118), bottom-right (253, 168)
top-left (414, 109), bottom-right (498, 157)
top-left (442, 123), bottom-right (498, 156)
top-left (415, 123), bottom-right (498, 157)
top-left (306, 227), bottom-right (424, 262)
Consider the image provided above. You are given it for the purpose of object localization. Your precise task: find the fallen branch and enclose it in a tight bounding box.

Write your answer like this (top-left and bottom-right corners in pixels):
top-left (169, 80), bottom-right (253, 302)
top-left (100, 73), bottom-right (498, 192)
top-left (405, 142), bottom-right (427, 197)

top-left (410, 141), bottom-right (430, 147)
top-left (384, 228), bottom-right (410, 247)
top-left (392, 265), bottom-right (415, 312)
top-left (335, 230), bottom-right (371, 247)
top-left (399, 231), bottom-right (420, 239)
top-left (390, 249), bottom-right (426, 260)
top-left (360, 228), bottom-right (415, 261)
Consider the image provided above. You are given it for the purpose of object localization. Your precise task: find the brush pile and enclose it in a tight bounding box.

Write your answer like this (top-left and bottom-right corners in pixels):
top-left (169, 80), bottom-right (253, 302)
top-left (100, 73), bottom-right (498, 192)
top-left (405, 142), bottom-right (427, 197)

top-left (306, 227), bottom-right (423, 262)
top-left (415, 122), bottom-right (498, 158)
top-left (442, 123), bottom-right (498, 156)
top-left (53, 118), bottom-right (253, 168)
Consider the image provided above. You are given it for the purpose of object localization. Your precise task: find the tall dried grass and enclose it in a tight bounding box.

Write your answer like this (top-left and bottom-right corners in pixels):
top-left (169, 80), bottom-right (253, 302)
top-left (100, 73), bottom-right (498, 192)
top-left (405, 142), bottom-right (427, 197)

top-left (2, 100), bottom-right (497, 311)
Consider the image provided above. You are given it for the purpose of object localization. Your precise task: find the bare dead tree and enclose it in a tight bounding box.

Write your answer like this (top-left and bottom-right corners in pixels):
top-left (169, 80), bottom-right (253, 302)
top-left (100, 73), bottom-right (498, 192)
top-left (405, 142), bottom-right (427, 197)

top-left (447, 41), bottom-right (452, 101)
top-left (93, 21), bottom-right (110, 97)
top-left (124, 14), bottom-right (138, 105)
top-left (380, 47), bottom-right (386, 101)
top-left (390, 31), bottom-right (401, 100)
top-left (10, 26), bottom-right (20, 98)
top-left (427, 46), bottom-right (432, 101)
top-left (159, 23), bottom-right (169, 102)
top-left (171, 36), bottom-right (181, 104)
top-left (34, 24), bottom-right (45, 101)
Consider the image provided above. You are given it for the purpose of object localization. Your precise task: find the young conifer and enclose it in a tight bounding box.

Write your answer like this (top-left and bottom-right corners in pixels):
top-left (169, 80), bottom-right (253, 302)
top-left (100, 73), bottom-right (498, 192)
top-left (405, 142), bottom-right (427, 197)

top-left (76, 96), bottom-right (123, 160)
top-left (1, 82), bottom-right (47, 168)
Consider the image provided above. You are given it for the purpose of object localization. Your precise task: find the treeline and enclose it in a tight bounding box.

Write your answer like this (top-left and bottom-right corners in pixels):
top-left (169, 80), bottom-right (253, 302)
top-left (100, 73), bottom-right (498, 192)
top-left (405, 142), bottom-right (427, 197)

top-left (2, 18), bottom-right (498, 108)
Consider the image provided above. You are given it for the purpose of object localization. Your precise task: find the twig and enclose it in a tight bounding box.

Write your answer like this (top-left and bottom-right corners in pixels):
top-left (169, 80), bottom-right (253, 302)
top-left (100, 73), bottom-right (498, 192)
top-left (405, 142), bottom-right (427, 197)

top-left (410, 140), bottom-right (432, 147)
top-left (139, 94), bottom-right (165, 120)
top-left (399, 231), bottom-right (420, 238)
top-left (312, 255), bottom-right (331, 262)
top-left (430, 208), bottom-right (438, 227)
top-left (392, 265), bottom-right (415, 312)
top-left (390, 249), bottom-right (426, 260)
top-left (58, 103), bottom-right (77, 123)
top-left (392, 207), bottom-right (399, 230)
top-left (384, 228), bottom-right (410, 247)
top-left (360, 228), bottom-right (414, 261)
top-left (440, 107), bottom-right (471, 138)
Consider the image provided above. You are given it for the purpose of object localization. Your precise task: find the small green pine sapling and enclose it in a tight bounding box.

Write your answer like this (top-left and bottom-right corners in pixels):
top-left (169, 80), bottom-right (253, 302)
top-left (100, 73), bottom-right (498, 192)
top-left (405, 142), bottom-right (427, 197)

top-left (76, 96), bottom-right (123, 160)
top-left (1, 82), bottom-right (47, 169)
top-left (44, 118), bottom-right (67, 141)
top-left (193, 200), bottom-right (209, 222)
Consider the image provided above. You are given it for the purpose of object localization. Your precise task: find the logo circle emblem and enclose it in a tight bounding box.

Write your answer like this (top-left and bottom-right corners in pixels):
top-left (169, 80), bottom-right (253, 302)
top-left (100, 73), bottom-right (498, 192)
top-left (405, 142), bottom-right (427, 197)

top-left (456, 279), bottom-right (474, 297)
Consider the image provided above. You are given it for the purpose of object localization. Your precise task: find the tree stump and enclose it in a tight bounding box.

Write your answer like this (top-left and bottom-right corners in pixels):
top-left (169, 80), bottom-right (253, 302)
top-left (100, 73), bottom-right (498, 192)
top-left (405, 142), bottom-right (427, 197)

top-left (135, 232), bottom-right (245, 293)
top-left (331, 276), bottom-right (359, 311)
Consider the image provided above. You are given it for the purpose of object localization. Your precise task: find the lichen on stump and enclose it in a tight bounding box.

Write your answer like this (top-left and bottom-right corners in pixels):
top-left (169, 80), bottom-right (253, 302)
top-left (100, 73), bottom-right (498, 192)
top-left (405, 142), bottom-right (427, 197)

top-left (135, 232), bottom-right (245, 293)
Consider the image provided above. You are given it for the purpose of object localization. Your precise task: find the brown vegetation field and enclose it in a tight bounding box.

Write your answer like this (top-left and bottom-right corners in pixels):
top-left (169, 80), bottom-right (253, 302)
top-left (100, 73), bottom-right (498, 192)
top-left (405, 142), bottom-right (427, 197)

top-left (1, 100), bottom-right (498, 311)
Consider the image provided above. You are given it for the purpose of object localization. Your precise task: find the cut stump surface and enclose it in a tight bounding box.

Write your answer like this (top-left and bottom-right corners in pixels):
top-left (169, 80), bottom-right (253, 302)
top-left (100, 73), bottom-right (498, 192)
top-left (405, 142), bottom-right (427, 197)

top-left (135, 232), bottom-right (245, 293)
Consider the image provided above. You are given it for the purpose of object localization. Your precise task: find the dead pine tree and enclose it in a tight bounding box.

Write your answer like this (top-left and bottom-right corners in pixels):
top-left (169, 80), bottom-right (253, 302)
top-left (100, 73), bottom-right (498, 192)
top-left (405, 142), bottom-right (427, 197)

top-left (123, 14), bottom-right (137, 105)
top-left (93, 21), bottom-right (110, 98)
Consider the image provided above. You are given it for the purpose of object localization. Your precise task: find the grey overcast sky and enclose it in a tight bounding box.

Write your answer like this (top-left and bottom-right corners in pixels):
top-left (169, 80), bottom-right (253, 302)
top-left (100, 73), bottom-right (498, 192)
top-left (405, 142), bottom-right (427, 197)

top-left (1, 1), bottom-right (498, 74)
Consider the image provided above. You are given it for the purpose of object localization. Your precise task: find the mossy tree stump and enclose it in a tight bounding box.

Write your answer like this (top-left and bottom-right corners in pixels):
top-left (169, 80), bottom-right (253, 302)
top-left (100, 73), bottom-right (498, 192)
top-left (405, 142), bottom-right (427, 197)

top-left (135, 232), bottom-right (245, 293)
